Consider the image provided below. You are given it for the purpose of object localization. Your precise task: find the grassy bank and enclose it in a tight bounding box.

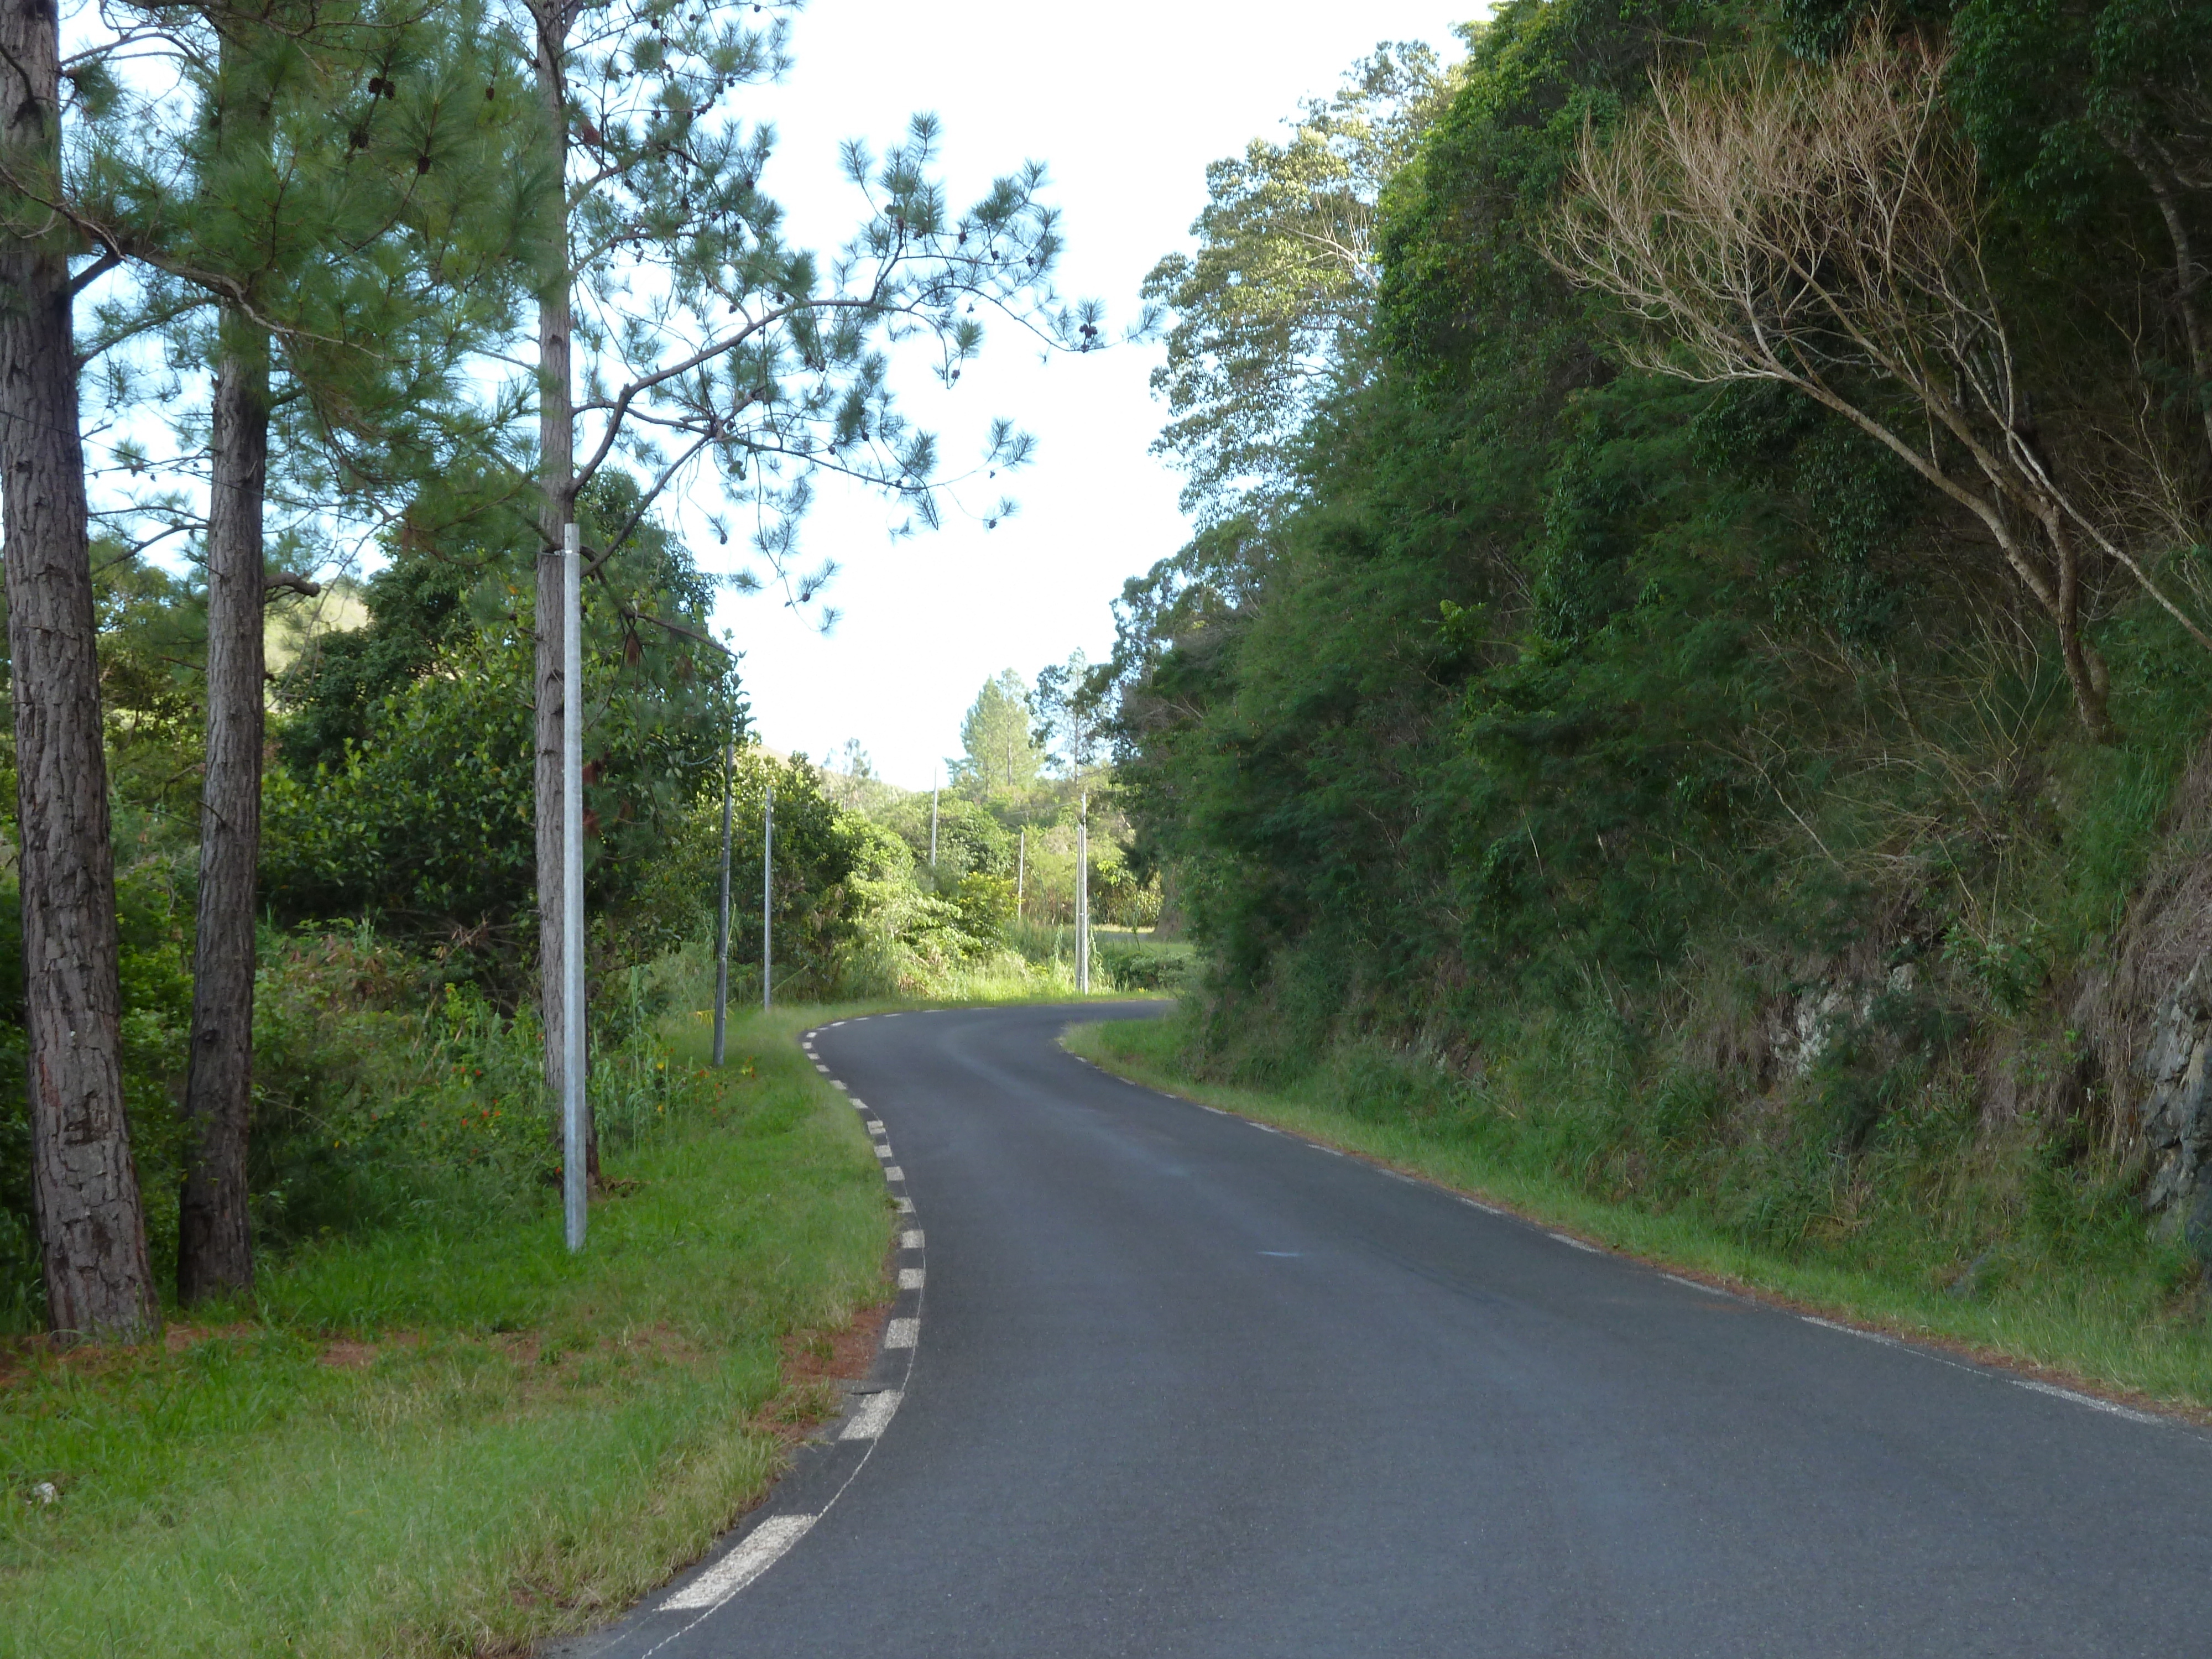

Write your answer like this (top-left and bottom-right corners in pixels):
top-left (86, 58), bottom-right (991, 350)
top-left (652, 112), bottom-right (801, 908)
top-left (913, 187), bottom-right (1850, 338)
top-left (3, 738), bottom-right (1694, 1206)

top-left (0, 1005), bottom-right (890, 1659)
top-left (1066, 1009), bottom-right (2212, 1417)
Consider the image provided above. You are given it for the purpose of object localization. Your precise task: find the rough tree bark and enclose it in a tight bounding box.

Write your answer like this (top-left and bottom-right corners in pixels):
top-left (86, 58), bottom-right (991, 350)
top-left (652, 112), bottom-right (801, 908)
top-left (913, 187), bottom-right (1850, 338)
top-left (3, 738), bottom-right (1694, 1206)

top-left (0, 0), bottom-right (160, 1339)
top-left (178, 317), bottom-right (267, 1303)
top-left (531, 0), bottom-right (598, 1183)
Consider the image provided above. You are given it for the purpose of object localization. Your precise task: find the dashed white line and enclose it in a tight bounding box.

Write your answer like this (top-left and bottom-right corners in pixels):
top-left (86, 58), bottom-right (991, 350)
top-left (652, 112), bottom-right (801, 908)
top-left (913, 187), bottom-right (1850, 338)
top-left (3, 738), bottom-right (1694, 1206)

top-left (1661, 1272), bottom-right (1731, 1297)
top-left (1250, 1123), bottom-right (1281, 1135)
top-left (885, 1317), bottom-right (919, 1349)
top-left (832, 1081), bottom-right (848, 1092)
top-left (900, 1230), bottom-right (924, 1249)
top-left (865, 1119), bottom-right (886, 1134)
top-left (895, 1196), bottom-right (914, 1214)
top-left (874, 1145), bottom-right (893, 1161)
top-left (898, 1267), bottom-right (925, 1290)
top-left (1459, 1197), bottom-right (1503, 1215)
top-left (1548, 1232), bottom-right (1603, 1254)
top-left (1310, 1144), bottom-right (1344, 1157)
top-left (659, 1514), bottom-right (817, 1611)
top-left (884, 1166), bottom-right (904, 1182)
top-left (839, 1389), bottom-right (903, 1441)
top-left (814, 1063), bottom-right (831, 1073)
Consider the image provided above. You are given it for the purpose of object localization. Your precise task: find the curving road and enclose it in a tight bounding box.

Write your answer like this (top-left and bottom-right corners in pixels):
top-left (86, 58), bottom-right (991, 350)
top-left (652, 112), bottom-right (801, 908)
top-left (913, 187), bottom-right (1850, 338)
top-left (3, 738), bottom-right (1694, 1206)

top-left (564, 1002), bottom-right (2212, 1658)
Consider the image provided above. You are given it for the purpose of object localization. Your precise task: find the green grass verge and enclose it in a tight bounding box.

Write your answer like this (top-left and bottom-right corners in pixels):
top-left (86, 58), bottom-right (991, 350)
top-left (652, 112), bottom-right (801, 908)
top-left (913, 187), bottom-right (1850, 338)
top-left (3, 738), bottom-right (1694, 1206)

top-left (1065, 1011), bottom-right (2212, 1418)
top-left (0, 1005), bottom-right (891, 1659)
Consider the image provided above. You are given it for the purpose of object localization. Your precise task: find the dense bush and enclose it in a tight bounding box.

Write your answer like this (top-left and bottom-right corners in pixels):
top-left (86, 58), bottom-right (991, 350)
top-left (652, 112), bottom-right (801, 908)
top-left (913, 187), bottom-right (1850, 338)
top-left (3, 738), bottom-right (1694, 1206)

top-left (1108, 0), bottom-right (2212, 1278)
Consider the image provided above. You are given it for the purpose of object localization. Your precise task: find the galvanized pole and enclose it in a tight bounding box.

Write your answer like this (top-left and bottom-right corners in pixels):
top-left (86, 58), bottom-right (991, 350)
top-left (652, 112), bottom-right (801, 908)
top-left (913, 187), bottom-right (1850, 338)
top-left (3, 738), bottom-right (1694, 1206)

top-left (562, 524), bottom-right (587, 1253)
top-left (761, 782), bottom-right (774, 1013)
top-left (1076, 791), bottom-right (1089, 994)
top-left (711, 738), bottom-right (732, 1065)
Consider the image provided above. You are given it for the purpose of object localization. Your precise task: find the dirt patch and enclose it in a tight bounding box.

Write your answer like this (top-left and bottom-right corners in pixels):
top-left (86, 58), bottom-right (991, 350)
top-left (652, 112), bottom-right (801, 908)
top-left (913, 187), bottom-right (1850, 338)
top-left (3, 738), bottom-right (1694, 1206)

top-left (750, 1248), bottom-right (898, 1446)
top-left (780, 1297), bottom-right (891, 1390)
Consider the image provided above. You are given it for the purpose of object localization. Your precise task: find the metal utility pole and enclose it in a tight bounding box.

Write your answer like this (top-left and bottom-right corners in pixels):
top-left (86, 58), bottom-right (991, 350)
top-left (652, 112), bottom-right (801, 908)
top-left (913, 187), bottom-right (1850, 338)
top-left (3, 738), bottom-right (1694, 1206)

top-left (1076, 791), bottom-right (1090, 994)
top-left (712, 738), bottom-right (733, 1065)
top-left (761, 782), bottom-right (774, 1013)
top-left (561, 524), bottom-right (586, 1253)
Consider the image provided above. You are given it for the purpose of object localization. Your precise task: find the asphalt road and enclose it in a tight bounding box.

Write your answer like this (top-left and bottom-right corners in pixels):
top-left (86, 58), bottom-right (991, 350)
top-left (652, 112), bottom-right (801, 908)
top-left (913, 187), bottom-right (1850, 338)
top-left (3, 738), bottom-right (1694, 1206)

top-left (576, 1001), bottom-right (2212, 1658)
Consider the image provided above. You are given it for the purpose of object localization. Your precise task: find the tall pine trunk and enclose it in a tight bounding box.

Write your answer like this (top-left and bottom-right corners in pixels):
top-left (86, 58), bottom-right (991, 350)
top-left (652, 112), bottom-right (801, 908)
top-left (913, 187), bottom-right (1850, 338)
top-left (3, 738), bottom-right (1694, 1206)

top-left (0, 0), bottom-right (159, 1340)
top-left (531, 7), bottom-right (596, 1183)
top-left (178, 317), bottom-right (267, 1303)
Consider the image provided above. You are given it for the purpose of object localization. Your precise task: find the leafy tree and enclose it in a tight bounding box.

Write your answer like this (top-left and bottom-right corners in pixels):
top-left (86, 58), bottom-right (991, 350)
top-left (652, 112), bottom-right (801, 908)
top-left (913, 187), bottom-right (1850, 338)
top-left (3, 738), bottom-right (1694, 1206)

top-left (1032, 648), bottom-right (1108, 779)
top-left (266, 471), bottom-right (738, 987)
top-left (717, 749), bottom-right (869, 994)
top-left (1142, 42), bottom-right (1446, 524)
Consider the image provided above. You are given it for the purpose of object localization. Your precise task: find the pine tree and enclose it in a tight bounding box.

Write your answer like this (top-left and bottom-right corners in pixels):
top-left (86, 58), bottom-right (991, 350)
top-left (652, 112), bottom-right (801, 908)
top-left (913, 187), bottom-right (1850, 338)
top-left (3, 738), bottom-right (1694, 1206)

top-left (0, 0), bottom-right (161, 1339)
top-left (54, 0), bottom-right (533, 1308)
top-left (512, 0), bottom-right (1101, 1166)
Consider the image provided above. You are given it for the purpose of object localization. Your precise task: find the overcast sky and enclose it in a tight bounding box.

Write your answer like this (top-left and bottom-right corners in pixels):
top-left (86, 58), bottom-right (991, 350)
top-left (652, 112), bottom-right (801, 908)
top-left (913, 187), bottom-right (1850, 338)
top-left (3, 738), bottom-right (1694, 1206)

top-left (705, 0), bottom-right (1474, 787)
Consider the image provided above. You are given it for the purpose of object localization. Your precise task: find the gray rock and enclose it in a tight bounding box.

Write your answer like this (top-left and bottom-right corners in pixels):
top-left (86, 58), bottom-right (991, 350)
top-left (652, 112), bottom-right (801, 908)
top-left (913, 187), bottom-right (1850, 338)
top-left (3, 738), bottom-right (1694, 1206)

top-left (2137, 953), bottom-right (2212, 1235)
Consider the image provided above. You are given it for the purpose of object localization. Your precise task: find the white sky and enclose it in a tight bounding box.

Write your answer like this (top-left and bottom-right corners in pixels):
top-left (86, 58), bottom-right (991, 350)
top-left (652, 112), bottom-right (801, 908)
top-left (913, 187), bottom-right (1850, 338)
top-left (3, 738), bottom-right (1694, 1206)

top-left (712, 0), bottom-right (1473, 787)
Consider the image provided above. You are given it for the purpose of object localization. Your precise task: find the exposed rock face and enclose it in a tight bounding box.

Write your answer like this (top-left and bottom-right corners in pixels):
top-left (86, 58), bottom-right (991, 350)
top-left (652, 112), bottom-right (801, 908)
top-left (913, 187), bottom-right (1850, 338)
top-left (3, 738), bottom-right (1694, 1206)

top-left (1771, 964), bottom-right (1918, 1079)
top-left (2138, 954), bottom-right (2212, 1232)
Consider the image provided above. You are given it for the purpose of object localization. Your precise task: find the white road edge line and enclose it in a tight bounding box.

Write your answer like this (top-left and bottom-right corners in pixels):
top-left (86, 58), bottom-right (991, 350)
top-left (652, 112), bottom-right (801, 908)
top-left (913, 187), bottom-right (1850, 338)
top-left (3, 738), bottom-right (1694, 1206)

top-left (1801, 1315), bottom-right (1898, 1347)
top-left (898, 1267), bottom-right (925, 1290)
top-left (885, 1317), bottom-right (919, 1348)
top-left (895, 1196), bottom-right (914, 1213)
top-left (1661, 1272), bottom-right (1730, 1297)
top-left (884, 1166), bottom-right (904, 1181)
top-left (2013, 1378), bottom-right (2164, 1425)
top-left (900, 1229), bottom-right (924, 1249)
top-left (839, 1389), bottom-right (904, 1442)
top-left (659, 1514), bottom-right (817, 1611)
top-left (1548, 1232), bottom-right (1603, 1254)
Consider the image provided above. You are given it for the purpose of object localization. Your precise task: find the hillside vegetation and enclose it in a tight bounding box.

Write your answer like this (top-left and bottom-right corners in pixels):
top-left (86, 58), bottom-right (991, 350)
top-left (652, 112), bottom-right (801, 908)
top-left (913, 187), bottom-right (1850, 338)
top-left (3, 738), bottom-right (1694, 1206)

top-left (1104, 0), bottom-right (2212, 1353)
